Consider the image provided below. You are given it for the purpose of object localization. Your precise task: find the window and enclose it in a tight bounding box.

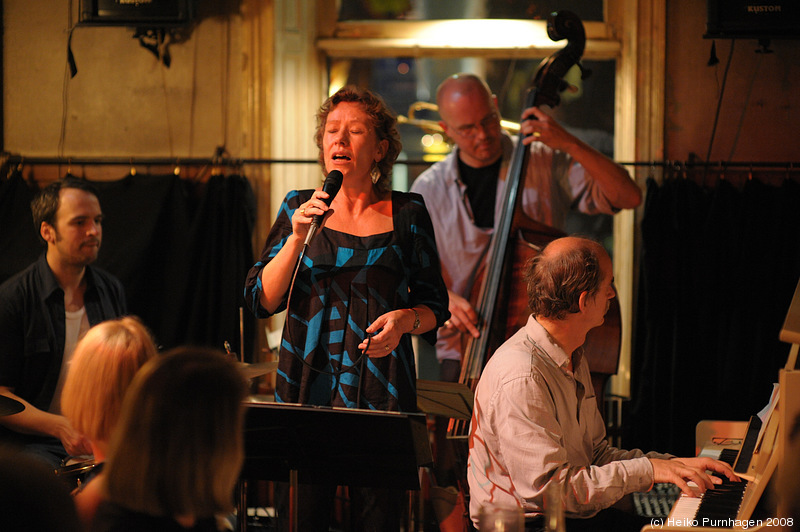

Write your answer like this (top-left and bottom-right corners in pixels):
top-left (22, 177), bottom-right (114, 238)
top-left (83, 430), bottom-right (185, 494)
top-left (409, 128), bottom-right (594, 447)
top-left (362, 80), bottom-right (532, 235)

top-left (337, 0), bottom-right (604, 22)
top-left (328, 54), bottom-right (617, 251)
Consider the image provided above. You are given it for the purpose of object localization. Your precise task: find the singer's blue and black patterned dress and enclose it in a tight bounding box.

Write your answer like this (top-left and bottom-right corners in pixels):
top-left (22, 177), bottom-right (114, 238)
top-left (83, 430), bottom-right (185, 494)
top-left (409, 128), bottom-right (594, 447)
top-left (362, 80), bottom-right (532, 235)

top-left (245, 189), bottom-right (449, 413)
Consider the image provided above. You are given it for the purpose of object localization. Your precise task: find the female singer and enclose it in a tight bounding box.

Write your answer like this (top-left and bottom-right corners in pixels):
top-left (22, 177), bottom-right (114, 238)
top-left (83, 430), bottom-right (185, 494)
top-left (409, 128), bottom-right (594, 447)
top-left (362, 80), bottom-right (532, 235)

top-left (244, 86), bottom-right (450, 530)
top-left (245, 86), bottom-right (449, 413)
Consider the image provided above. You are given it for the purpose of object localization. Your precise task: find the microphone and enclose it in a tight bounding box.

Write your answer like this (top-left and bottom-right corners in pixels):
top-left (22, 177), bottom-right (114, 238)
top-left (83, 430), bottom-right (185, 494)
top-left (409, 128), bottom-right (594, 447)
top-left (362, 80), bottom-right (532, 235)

top-left (303, 170), bottom-right (343, 246)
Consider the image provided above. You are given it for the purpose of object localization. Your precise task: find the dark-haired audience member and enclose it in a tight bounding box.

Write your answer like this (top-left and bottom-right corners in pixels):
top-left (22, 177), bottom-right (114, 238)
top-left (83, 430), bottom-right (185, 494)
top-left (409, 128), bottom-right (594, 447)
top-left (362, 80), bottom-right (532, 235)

top-left (60, 316), bottom-right (158, 529)
top-left (468, 236), bottom-right (738, 531)
top-left (92, 346), bottom-right (248, 532)
top-left (0, 447), bottom-right (82, 532)
top-left (0, 177), bottom-right (127, 468)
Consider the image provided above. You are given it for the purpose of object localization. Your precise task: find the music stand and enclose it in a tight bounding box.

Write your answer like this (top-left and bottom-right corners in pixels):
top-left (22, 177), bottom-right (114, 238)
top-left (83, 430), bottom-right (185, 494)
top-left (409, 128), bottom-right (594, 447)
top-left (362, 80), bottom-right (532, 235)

top-left (238, 401), bottom-right (432, 532)
top-left (416, 379), bottom-right (473, 420)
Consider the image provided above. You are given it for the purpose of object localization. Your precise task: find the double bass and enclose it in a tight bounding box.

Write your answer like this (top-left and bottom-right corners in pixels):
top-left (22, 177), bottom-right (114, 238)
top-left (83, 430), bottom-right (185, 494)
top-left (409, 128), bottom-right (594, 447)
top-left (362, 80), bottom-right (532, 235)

top-left (448, 10), bottom-right (621, 438)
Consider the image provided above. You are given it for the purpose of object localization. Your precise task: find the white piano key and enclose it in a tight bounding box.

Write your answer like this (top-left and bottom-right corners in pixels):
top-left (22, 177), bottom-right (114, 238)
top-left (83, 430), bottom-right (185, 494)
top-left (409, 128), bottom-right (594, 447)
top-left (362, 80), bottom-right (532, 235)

top-left (669, 493), bottom-right (702, 523)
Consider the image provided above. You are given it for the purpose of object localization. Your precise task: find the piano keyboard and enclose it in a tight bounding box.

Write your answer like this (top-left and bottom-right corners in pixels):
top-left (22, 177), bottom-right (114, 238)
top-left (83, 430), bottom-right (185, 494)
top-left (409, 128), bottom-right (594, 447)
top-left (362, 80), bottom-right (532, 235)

top-left (657, 447), bottom-right (750, 528)
top-left (642, 308), bottom-right (798, 532)
top-left (668, 478), bottom-right (749, 527)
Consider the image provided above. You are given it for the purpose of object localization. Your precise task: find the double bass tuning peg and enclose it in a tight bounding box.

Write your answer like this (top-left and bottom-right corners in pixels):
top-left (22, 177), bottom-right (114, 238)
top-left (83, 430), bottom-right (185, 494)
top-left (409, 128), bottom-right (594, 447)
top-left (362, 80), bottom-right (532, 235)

top-left (558, 80), bottom-right (579, 95)
top-left (577, 62), bottom-right (592, 80)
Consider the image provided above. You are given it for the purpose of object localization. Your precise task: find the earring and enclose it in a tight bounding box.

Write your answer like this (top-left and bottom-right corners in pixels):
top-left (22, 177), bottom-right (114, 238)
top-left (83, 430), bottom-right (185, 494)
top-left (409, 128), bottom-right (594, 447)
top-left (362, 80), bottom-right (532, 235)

top-left (370, 164), bottom-right (381, 184)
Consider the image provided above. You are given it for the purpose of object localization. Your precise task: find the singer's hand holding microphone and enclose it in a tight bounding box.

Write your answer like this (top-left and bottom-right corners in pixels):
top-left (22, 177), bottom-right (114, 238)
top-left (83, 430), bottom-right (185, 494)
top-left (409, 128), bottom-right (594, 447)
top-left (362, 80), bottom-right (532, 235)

top-left (294, 170), bottom-right (343, 246)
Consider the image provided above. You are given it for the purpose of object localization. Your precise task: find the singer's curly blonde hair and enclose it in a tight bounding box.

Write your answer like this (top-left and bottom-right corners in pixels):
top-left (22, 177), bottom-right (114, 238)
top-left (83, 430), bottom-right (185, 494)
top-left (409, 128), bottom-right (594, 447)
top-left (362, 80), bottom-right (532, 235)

top-left (314, 86), bottom-right (402, 193)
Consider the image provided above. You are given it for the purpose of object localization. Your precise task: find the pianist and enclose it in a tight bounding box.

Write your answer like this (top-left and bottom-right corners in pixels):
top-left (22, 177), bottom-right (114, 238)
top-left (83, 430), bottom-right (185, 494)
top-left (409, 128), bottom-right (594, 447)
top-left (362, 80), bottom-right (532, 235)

top-left (467, 236), bottom-right (739, 531)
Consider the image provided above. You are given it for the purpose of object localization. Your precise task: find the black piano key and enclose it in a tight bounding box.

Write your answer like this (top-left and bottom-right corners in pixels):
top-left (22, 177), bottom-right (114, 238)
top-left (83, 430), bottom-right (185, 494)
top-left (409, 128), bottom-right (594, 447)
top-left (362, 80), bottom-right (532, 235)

top-left (694, 480), bottom-right (748, 525)
top-left (718, 448), bottom-right (740, 466)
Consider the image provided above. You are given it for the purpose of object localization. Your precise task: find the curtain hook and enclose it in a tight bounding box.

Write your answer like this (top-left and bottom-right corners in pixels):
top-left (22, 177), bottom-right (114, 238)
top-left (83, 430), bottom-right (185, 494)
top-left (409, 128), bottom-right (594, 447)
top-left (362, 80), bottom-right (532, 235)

top-left (10, 156), bottom-right (24, 178)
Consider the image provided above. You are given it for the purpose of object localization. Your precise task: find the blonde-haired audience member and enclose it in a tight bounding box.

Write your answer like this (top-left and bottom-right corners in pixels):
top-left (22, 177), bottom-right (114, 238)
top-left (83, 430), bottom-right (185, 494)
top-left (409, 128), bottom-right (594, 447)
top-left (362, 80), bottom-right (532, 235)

top-left (92, 346), bottom-right (248, 532)
top-left (60, 316), bottom-right (157, 528)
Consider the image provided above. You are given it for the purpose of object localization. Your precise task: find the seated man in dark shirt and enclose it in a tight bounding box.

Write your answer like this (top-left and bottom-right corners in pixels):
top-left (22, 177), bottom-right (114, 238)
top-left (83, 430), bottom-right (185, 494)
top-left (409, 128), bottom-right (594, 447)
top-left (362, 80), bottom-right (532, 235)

top-left (0, 177), bottom-right (127, 468)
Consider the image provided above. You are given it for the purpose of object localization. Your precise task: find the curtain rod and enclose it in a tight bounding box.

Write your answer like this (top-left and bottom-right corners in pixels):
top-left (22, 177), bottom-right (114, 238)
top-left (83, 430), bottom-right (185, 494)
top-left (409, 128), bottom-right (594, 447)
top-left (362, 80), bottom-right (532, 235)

top-left (1, 155), bottom-right (319, 166)
top-left (621, 160), bottom-right (799, 169)
top-left (2, 153), bottom-right (799, 169)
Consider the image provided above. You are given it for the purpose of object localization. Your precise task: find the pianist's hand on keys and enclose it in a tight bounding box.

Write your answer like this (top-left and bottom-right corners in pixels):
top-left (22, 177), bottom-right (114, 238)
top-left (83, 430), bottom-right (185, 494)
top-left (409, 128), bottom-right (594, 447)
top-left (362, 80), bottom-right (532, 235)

top-left (649, 457), bottom-right (741, 497)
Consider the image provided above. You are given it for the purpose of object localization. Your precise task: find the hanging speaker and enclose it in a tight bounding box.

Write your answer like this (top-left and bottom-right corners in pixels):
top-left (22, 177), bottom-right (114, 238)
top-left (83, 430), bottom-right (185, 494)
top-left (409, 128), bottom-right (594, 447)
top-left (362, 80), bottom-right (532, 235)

top-left (705, 0), bottom-right (800, 39)
top-left (80, 0), bottom-right (195, 26)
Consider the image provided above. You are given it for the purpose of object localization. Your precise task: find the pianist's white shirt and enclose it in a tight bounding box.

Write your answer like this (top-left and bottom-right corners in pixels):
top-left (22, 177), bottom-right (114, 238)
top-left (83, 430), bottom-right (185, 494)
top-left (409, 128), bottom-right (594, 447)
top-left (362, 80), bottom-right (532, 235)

top-left (467, 315), bottom-right (674, 524)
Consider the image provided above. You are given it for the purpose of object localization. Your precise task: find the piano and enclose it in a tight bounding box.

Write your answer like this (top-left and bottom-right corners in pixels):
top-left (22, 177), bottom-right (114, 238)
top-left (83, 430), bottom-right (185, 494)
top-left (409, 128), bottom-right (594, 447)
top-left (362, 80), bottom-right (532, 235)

top-left (641, 277), bottom-right (800, 532)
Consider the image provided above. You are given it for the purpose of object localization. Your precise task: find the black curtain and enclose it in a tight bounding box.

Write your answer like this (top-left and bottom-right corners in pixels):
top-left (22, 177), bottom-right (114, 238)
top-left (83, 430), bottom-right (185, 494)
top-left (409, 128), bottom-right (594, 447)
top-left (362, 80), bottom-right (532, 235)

top-left (0, 170), bottom-right (256, 360)
top-left (626, 175), bottom-right (800, 456)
